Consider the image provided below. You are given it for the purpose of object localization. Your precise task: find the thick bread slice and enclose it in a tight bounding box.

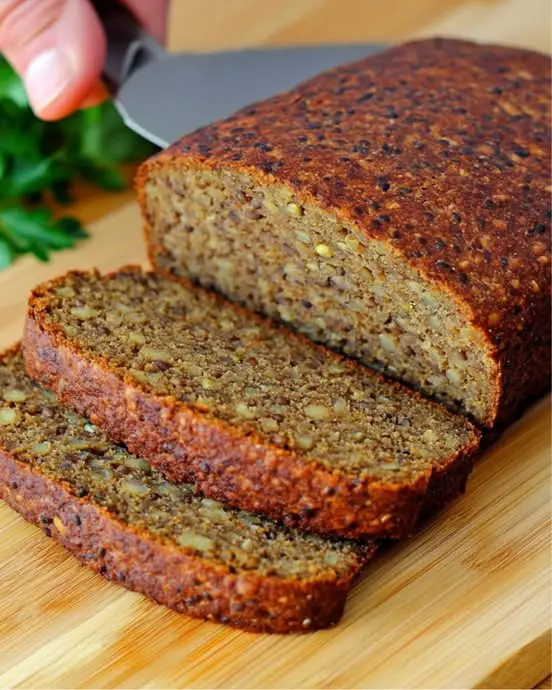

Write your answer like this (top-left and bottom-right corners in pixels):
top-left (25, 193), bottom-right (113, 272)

top-left (23, 268), bottom-right (479, 540)
top-left (137, 38), bottom-right (551, 428)
top-left (0, 347), bottom-right (373, 633)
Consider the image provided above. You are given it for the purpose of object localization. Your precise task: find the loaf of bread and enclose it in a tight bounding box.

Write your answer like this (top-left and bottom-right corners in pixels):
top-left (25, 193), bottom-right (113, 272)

top-left (0, 347), bottom-right (374, 633)
top-left (23, 268), bottom-right (479, 540)
top-left (137, 38), bottom-right (551, 428)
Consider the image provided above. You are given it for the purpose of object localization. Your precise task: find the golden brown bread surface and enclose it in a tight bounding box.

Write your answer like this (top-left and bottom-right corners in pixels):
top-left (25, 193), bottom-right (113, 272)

top-left (22, 268), bottom-right (479, 540)
top-left (138, 38), bottom-right (551, 427)
top-left (0, 347), bottom-right (373, 633)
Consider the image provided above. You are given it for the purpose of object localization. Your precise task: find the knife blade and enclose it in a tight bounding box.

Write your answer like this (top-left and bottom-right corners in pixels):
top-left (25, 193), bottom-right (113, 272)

top-left (93, 1), bottom-right (385, 148)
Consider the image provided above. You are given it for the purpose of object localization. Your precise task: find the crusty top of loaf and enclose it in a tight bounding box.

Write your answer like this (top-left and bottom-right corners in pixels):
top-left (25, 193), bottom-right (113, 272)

top-left (146, 38), bottom-right (551, 356)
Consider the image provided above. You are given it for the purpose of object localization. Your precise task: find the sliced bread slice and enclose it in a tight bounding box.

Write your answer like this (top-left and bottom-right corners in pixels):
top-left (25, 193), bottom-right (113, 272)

top-left (0, 347), bottom-right (373, 633)
top-left (23, 268), bottom-right (480, 540)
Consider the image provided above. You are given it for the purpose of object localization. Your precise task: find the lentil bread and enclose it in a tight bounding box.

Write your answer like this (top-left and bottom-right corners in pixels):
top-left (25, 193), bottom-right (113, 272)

top-left (137, 37), bottom-right (551, 428)
top-left (23, 268), bottom-right (479, 540)
top-left (0, 347), bottom-right (375, 633)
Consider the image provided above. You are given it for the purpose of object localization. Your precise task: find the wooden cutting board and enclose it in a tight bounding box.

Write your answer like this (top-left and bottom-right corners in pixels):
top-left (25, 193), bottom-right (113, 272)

top-left (0, 204), bottom-right (550, 689)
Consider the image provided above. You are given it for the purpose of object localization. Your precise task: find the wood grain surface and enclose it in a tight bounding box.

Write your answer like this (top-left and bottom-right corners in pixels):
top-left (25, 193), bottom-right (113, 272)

top-left (0, 0), bottom-right (550, 687)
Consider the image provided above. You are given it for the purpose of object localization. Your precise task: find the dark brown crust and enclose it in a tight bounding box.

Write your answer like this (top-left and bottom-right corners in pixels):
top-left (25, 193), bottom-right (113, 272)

top-left (0, 453), bottom-right (368, 633)
top-left (137, 38), bottom-right (552, 428)
top-left (0, 346), bottom-right (372, 634)
top-left (23, 269), bottom-right (480, 541)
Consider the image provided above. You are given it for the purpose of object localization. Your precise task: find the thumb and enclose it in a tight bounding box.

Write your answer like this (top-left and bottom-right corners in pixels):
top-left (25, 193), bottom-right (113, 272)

top-left (0, 0), bottom-right (106, 120)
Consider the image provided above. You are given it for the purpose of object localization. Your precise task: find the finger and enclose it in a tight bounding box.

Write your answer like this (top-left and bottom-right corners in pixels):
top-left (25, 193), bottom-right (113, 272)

top-left (78, 79), bottom-right (109, 110)
top-left (0, 0), bottom-right (106, 120)
top-left (122, 0), bottom-right (169, 42)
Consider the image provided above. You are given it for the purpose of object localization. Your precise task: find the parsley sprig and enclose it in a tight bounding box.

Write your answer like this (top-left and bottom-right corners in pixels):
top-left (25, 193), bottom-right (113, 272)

top-left (0, 58), bottom-right (156, 268)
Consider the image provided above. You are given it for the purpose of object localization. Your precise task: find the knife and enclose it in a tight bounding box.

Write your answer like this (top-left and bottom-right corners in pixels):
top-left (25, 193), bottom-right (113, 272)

top-left (92, 0), bottom-right (384, 148)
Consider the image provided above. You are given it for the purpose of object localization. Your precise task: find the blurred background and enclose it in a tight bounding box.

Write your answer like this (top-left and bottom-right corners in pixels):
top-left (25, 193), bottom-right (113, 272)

top-left (167, 0), bottom-right (552, 52)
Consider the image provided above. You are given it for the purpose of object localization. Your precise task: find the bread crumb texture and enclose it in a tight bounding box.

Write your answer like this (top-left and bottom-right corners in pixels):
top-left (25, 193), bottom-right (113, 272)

top-left (139, 38), bottom-right (551, 427)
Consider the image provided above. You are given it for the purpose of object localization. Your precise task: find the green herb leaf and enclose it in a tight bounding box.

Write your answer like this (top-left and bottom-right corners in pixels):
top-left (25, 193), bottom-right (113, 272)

top-left (51, 180), bottom-right (74, 204)
top-left (0, 56), bottom-right (157, 269)
top-left (55, 217), bottom-right (89, 238)
top-left (79, 162), bottom-right (126, 190)
top-left (0, 237), bottom-right (15, 269)
top-left (76, 104), bottom-right (155, 164)
top-left (0, 59), bottom-right (28, 108)
top-left (0, 207), bottom-right (88, 262)
top-left (0, 157), bottom-right (66, 199)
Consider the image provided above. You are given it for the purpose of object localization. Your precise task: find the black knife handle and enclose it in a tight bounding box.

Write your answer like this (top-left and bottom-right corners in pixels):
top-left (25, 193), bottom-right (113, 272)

top-left (91, 0), bottom-right (166, 93)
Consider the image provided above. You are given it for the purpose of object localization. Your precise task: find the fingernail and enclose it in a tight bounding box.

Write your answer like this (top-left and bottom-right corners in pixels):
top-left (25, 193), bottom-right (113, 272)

top-left (24, 49), bottom-right (74, 114)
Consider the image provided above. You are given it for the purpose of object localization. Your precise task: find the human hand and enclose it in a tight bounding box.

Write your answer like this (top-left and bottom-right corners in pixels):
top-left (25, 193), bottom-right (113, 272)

top-left (0, 0), bottom-right (169, 120)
